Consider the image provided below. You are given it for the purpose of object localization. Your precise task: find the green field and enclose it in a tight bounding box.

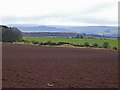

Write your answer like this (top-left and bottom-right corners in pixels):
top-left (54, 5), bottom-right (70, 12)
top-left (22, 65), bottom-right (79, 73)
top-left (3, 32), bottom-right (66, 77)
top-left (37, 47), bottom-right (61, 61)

top-left (23, 37), bottom-right (118, 49)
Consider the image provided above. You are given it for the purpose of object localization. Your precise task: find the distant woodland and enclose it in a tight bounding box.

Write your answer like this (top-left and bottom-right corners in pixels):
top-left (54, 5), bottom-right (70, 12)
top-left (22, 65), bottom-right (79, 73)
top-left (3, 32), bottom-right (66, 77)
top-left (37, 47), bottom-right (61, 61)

top-left (22, 32), bottom-right (113, 39)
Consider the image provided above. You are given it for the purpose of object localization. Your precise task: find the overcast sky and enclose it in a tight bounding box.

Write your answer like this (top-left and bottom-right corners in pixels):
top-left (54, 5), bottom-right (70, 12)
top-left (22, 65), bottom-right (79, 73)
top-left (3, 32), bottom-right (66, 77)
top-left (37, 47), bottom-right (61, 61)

top-left (0, 0), bottom-right (119, 26)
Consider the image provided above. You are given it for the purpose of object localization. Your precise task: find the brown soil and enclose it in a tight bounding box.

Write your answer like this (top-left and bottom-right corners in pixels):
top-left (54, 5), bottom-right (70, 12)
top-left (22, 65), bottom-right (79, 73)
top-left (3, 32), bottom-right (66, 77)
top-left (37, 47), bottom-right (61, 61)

top-left (2, 44), bottom-right (118, 88)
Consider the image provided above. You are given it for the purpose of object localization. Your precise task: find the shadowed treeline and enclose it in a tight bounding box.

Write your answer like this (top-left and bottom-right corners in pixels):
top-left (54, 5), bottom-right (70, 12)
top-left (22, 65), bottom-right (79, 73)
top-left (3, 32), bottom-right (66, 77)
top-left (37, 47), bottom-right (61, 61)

top-left (0, 25), bottom-right (22, 42)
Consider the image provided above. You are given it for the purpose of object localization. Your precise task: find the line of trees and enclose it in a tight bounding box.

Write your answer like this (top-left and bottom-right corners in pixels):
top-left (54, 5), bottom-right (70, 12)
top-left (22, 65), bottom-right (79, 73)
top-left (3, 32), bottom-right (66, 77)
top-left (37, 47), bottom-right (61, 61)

top-left (0, 25), bottom-right (22, 42)
top-left (20, 40), bottom-right (118, 50)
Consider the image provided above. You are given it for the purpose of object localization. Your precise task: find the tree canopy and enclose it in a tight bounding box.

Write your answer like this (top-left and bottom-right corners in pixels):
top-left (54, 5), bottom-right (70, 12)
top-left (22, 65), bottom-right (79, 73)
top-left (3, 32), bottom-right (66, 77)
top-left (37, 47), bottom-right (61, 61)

top-left (76, 34), bottom-right (83, 38)
top-left (0, 25), bottom-right (22, 42)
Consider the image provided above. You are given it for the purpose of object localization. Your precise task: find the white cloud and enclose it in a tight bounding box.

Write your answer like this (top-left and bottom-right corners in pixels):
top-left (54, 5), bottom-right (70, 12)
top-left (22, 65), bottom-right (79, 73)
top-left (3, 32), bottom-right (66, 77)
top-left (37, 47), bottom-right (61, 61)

top-left (0, 0), bottom-right (119, 26)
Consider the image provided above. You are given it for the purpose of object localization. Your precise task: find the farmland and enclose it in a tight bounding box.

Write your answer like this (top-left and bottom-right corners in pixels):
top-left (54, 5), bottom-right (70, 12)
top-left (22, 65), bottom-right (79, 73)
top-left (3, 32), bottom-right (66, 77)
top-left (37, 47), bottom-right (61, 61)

top-left (2, 44), bottom-right (118, 88)
top-left (23, 37), bottom-right (118, 49)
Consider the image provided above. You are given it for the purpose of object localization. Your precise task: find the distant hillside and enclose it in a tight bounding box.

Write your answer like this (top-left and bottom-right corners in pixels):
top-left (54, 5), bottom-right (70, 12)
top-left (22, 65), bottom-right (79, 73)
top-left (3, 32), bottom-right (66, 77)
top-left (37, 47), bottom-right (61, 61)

top-left (22, 32), bottom-right (114, 39)
top-left (7, 24), bottom-right (118, 37)
top-left (22, 32), bottom-right (77, 38)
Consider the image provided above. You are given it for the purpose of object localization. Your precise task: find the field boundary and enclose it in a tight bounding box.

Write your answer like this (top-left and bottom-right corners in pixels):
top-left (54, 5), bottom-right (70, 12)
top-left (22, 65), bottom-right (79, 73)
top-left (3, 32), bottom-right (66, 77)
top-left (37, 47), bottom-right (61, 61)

top-left (5, 42), bottom-right (118, 51)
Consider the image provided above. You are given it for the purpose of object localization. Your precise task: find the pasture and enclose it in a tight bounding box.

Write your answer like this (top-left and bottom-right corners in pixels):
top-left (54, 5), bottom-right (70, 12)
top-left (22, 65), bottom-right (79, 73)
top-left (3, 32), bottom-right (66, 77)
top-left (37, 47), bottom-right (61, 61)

top-left (23, 37), bottom-right (118, 49)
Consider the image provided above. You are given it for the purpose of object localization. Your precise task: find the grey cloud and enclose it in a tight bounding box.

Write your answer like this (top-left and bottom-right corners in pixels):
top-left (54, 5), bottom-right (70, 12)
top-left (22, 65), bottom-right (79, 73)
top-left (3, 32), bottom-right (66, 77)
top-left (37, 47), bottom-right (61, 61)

top-left (0, 4), bottom-right (117, 26)
top-left (0, 13), bottom-right (70, 24)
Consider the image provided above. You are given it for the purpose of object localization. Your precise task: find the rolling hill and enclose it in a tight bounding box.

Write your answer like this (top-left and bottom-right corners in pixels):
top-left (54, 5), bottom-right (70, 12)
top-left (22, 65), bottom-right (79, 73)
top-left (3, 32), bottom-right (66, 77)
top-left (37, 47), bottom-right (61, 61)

top-left (7, 24), bottom-right (118, 37)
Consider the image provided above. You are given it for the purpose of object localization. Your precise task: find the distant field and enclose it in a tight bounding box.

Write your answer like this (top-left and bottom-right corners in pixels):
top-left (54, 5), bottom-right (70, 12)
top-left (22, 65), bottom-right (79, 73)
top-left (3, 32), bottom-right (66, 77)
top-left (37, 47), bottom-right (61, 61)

top-left (23, 37), bottom-right (118, 49)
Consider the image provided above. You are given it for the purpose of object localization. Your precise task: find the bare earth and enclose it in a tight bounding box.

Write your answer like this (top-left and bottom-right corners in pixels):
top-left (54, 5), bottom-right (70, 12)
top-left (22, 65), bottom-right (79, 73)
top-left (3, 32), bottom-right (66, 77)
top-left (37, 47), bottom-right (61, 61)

top-left (2, 44), bottom-right (118, 88)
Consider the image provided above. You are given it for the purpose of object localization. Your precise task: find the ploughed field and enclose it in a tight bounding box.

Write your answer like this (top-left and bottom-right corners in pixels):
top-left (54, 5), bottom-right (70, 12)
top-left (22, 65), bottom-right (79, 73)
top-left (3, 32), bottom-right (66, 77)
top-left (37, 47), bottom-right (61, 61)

top-left (2, 44), bottom-right (118, 88)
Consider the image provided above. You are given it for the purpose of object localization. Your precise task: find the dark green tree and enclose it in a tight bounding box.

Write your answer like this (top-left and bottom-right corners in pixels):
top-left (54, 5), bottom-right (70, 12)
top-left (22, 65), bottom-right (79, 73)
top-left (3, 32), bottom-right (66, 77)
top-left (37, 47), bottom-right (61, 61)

top-left (32, 40), bottom-right (39, 44)
top-left (84, 42), bottom-right (90, 47)
top-left (0, 25), bottom-right (22, 42)
top-left (113, 46), bottom-right (117, 50)
top-left (92, 43), bottom-right (99, 47)
top-left (103, 42), bottom-right (110, 48)
top-left (76, 34), bottom-right (83, 38)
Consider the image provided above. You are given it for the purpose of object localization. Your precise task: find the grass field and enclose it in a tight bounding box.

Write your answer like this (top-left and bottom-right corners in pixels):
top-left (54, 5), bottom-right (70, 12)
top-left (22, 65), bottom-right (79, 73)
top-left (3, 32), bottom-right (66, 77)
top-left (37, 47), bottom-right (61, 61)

top-left (23, 37), bottom-right (118, 49)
